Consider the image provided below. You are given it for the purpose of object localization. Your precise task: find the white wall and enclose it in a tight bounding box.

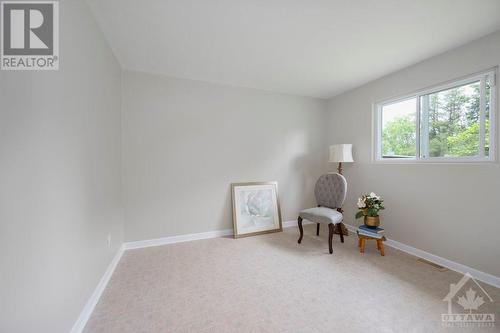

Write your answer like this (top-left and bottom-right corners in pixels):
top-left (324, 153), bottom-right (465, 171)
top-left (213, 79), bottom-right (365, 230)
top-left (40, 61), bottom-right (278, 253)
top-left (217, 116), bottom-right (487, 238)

top-left (0, 1), bottom-right (122, 332)
top-left (122, 71), bottom-right (327, 241)
top-left (326, 30), bottom-right (500, 277)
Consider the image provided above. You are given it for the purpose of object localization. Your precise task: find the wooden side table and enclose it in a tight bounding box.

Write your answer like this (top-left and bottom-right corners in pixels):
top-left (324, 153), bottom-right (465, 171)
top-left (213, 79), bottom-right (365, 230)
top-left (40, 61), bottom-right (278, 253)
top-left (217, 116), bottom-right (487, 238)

top-left (358, 235), bottom-right (386, 256)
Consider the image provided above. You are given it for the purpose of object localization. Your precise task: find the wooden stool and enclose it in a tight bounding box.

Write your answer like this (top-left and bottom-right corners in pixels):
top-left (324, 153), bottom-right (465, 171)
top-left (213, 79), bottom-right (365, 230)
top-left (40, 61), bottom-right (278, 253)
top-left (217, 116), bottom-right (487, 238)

top-left (358, 235), bottom-right (386, 256)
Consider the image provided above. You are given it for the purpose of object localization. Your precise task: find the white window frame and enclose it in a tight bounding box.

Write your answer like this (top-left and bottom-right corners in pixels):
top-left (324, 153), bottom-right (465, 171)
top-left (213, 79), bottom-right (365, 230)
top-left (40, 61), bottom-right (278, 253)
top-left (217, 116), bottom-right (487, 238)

top-left (373, 68), bottom-right (497, 164)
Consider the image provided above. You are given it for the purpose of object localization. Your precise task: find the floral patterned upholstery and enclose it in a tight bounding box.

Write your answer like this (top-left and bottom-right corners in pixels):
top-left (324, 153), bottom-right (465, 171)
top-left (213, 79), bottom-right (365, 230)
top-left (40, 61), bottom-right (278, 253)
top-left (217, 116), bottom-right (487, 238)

top-left (313, 173), bottom-right (347, 209)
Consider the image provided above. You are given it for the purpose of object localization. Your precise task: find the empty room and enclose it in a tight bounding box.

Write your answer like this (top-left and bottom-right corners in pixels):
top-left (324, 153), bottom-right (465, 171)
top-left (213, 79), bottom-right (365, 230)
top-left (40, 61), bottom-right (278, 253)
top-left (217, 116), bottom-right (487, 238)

top-left (2, 0), bottom-right (500, 332)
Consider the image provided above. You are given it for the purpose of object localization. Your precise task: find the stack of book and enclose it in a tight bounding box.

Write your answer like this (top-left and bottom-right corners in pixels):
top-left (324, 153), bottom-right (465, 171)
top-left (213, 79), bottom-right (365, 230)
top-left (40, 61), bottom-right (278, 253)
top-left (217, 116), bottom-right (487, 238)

top-left (357, 225), bottom-right (384, 239)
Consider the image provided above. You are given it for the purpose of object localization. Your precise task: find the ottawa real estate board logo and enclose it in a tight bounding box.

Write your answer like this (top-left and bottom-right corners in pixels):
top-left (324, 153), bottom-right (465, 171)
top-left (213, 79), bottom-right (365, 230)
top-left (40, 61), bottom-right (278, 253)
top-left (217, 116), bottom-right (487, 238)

top-left (1, 1), bottom-right (59, 70)
top-left (442, 272), bottom-right (495, 328)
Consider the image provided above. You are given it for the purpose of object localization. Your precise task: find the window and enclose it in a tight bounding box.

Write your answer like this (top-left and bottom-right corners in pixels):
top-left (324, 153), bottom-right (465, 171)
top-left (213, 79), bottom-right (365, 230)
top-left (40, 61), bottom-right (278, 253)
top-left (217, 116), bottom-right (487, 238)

top-left (374, 69), bottom-right (496, 162)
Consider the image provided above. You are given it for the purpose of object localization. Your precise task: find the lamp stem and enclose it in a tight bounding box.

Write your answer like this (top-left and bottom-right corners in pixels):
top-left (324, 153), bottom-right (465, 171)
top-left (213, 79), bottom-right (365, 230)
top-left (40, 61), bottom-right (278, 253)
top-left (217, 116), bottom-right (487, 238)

top-left (336, 162), bottom-right (345, 224)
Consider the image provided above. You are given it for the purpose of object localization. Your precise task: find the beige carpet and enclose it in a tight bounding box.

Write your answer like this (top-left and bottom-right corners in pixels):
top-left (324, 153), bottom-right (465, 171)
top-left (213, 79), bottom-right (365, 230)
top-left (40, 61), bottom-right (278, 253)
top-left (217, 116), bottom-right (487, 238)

top-left (84, 225), bottom-right (500, 332)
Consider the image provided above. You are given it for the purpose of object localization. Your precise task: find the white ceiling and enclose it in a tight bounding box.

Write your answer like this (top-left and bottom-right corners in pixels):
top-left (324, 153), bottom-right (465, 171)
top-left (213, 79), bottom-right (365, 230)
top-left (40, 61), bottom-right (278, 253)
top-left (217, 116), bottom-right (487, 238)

top-left (86, 0), bottom-right (500, 99)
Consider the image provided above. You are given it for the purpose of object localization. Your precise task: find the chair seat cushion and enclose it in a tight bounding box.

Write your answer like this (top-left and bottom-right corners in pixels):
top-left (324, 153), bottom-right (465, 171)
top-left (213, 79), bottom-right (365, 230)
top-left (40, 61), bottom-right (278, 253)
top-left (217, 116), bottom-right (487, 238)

top-left (299, 207), bottom-right (343, 225)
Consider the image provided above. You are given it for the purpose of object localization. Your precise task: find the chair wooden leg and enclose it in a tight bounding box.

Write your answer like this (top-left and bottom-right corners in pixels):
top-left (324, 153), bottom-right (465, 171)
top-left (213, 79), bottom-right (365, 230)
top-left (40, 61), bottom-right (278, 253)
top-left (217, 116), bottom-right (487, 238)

top-left (358, 238), bottom-right (362, 247)
top-left (316, 223), bottom-right (320, 236)
top-left (297, 217), bottom-right (303, 244)
top-left (338, 223), bottom-right (345, 243)
top-left (328, 223), bottom-right (334, 254)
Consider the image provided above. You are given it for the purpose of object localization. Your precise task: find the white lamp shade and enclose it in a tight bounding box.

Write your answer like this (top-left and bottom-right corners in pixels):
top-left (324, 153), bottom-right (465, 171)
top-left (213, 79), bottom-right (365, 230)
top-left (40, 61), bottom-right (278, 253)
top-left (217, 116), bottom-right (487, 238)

top-left (329, 144), bottom-right (354, 163)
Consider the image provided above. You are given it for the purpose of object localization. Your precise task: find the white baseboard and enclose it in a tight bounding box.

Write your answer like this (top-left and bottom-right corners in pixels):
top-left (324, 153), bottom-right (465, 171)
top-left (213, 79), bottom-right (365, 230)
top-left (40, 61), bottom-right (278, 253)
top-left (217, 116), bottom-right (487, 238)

top-left (123, 229), bottom-right (233, 250)
top-left (123, 220), bottom-right (305, 250)
top-left (343, 223), bottom-right (500, 289)
top-left (70, 246), bottom-right (124, 333)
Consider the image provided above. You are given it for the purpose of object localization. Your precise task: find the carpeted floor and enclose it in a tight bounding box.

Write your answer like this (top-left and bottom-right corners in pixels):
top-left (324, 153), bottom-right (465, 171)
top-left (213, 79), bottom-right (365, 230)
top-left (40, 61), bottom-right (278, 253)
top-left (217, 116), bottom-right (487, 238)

top-left (84, 225), bottom-right (500, 332)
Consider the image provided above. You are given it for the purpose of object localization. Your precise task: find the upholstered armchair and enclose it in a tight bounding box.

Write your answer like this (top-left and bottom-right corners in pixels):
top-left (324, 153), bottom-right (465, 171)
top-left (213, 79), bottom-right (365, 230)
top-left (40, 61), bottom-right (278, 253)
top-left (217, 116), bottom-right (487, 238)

top-left (297, 173), bottom-right (347, 254)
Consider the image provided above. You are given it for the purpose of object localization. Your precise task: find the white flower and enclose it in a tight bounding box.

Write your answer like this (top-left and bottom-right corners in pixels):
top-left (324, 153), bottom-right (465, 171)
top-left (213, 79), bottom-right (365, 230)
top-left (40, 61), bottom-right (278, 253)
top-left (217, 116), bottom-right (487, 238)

top-left (370, 192), bottom-right (377, 198)
top-left (357, 198), bottom-right (366, 208)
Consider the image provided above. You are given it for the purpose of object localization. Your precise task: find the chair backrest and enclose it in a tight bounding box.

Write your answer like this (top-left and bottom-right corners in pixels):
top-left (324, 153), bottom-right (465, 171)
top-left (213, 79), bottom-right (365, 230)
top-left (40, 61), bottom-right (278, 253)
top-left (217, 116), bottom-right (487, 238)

top-left (314, 173), bottom-right (347, 209)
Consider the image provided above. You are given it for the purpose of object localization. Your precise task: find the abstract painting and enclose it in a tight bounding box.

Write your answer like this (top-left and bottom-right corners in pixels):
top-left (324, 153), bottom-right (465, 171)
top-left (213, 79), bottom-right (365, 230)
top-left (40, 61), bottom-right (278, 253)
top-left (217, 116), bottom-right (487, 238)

top-left (231, 182), bottom-right (282, 238)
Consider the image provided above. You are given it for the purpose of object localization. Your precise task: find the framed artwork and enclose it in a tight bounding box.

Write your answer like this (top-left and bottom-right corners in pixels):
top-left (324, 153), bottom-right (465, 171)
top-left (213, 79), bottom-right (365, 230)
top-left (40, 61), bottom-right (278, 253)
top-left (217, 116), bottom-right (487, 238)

top-left (231, 181), bottom-right (282, 238)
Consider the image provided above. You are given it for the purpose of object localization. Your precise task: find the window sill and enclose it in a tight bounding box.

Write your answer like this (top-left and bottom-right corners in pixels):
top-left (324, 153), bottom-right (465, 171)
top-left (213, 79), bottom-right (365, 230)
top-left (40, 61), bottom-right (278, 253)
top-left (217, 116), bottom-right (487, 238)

top-left (372, 158), bottom-right (496, 165)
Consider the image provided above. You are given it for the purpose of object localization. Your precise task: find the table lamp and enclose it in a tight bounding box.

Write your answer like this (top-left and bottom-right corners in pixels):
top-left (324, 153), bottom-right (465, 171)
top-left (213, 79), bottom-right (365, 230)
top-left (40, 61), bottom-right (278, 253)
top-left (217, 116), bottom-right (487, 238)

top-left (329, 144), bottom-right (354, 175)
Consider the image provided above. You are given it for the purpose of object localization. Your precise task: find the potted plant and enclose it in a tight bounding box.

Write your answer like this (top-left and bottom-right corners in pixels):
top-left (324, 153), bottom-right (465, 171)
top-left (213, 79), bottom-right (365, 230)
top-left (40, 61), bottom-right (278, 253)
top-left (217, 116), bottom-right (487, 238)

top-left (355, 192), bottom-right (385, 227)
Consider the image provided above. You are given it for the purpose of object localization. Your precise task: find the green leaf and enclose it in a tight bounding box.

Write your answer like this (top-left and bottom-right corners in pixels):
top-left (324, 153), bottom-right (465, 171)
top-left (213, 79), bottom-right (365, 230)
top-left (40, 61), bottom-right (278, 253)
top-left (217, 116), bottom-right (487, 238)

top-left (355, 211), bottom-right (364, 219)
